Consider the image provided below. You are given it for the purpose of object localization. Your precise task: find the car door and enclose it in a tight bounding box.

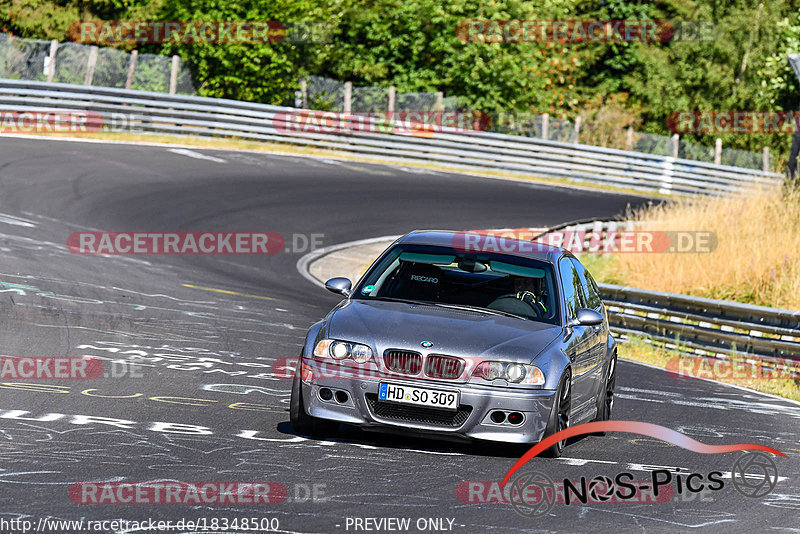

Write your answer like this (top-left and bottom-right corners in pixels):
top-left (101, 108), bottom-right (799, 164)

top-left (557, 256), bottom-right (596, 414)
top-left (570, 257), bottom-right (607, 408)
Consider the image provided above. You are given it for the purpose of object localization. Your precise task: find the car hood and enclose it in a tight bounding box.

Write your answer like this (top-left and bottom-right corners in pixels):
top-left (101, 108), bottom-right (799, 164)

top-left (325, 299), bottom-right (562, 363)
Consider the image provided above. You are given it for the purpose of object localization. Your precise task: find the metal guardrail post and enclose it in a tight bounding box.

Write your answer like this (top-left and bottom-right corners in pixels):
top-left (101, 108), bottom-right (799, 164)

top-left (388, 86), bottom-right (395, 114)
top-left (763, 146), bottom-right (770, 173)
top-left (572, 116), bottom-right (581, 144)
top-left (715, 138), bottom-right (722, 165)
top-left (671, 134), bottom-right (680, 159)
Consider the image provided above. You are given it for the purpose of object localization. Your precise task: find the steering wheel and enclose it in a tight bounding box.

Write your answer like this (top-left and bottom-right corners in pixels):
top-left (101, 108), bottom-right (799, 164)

top-left (487, 291), bottom-right (546, 318)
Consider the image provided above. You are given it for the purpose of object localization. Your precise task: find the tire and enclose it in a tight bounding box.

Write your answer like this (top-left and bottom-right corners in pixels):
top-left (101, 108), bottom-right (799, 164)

top-left (290, 369), bottom-right (337, 438)
top-left (593, 352), bottom-right (617, 434)
top-left (541, 370), bottom-right (571, 458)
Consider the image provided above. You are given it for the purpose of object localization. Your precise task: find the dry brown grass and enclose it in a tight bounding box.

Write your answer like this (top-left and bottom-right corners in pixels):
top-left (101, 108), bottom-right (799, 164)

top-left (589, 186), bottom-right (800, 309)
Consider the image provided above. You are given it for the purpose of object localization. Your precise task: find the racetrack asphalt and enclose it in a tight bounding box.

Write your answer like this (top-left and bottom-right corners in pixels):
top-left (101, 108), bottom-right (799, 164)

top-left (0, 136), bottom-right (797, 533)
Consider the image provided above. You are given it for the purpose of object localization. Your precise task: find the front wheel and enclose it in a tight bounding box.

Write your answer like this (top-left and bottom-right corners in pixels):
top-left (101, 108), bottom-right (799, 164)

top-left (541, 370), bottom-right (571, 458)
top-left (592, 352), bottom-right (617, 435)
top-left (596, 352), bottom-right (617, 422)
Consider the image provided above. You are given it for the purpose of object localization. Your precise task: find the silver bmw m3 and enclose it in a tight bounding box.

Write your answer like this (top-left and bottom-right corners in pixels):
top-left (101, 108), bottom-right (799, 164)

top-left (291, 230), bottom-right (617, 456)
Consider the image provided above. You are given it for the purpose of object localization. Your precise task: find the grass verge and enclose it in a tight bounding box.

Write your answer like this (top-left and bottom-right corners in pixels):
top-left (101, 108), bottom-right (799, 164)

top-left (621, 335), bottom-right (800, 402)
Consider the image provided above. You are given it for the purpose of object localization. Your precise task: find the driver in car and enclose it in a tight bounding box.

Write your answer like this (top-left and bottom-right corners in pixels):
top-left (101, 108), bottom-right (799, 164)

top-left (487, 276), bottom-right (549, 318)
top-left (511, 276), bottom-right (548, 316)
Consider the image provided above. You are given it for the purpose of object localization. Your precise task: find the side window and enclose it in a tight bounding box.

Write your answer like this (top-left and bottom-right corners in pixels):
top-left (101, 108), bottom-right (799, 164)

top-left (585, 271), bottom-right (603, 310)
top-left (570, 257), bottom-right (602, 310)
top-left (558, 257), bottom-right (581, 320)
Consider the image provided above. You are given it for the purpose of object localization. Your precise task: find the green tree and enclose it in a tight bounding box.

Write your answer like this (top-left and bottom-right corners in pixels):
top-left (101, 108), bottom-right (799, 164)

top-left (310, 0), bottom-right (581, 117)
top-left (157, 0), bottom-right (326, 103)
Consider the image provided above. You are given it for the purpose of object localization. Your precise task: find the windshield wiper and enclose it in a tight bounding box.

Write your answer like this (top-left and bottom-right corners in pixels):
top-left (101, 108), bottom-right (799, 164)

top-left (367, 297), bottom-right (529, 321)
top-left (367, 296), bottom-right (438, 306)
top-left (429, 302), bottom-right (529, 321)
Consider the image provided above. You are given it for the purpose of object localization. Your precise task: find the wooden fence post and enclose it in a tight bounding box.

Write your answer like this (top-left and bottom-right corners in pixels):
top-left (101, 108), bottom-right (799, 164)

top-left (541, 113), bottom-right (549, 140)
top-left (625, 126), bottom-right (634, 150)
top-left (84, 46), bottom-right (98, 86)
top-left (125, 50), bottom-right (138, 90)
top-left (169, 55), bottom-right (179, 94)
top-left (46, 40), bottom-right (58, 83)
top-left (343, 81), bottom-right (352, 113)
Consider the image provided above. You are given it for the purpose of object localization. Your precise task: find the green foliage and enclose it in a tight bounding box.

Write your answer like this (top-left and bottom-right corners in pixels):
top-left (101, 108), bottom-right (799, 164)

top-left (582, 0), bottom-right (800, 159)
top-left (0, 0), bottom-right (161, 40)
top-left (312, 0), bottom-right (581, 117)
top-left (156, 0), bottom-right (325, 103)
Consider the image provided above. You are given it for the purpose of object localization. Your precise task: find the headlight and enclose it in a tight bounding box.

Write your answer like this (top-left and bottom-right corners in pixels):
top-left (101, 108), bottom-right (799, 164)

top-left (313, 338), bottom-right (374, 364)
top-left (472, 361), bottom-right (545, 385)
top-left (350, 344), bottom-right (373, 363)
top-left (330, 341), bottom-right (349, 360)
top-left (505, 363), bottom-right (526, 383)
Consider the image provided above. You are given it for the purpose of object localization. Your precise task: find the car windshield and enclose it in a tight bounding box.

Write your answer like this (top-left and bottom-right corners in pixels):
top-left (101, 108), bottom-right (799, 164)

top-left (352, 244), bottom-right (560, 325)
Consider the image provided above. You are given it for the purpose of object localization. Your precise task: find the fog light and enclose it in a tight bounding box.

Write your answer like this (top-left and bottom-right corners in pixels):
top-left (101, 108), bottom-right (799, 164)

top-left (334, 390), bottom-right (349, 404)
top-left (507, 412), bottom-right (524, 425)
top-left (319, 388), bottom-right (333, 401)
top-left (490, 411), bottom-right (506, 424)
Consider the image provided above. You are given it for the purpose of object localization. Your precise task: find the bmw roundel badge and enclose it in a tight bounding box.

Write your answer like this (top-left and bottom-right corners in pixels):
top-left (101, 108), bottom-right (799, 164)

top-left (421, 341), bottom-right (433, 348)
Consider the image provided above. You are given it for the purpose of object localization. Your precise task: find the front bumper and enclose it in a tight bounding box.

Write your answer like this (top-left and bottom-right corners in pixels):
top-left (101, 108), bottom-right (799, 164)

top-left (300, 359), bottom-right (556, 444)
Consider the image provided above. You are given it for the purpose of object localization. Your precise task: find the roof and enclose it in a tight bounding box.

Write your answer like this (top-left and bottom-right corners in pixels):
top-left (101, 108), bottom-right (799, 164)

top-left (395, 230), bottom-right (565, 263)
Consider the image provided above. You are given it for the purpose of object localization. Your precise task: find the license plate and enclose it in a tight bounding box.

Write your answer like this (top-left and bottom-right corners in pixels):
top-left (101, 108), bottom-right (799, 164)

top-left (378, 382), bottom-right (459, 410)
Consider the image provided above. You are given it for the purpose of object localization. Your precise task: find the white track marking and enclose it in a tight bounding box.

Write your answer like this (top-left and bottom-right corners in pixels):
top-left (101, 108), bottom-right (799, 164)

top-left (168, 148), bottom-right (226, 163)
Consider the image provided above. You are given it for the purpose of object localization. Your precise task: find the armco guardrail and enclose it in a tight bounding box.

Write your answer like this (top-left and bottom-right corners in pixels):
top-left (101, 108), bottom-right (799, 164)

top-left (600, 283), bottom-right (800, 362)
top-left (0, 79), bottom-right (784, 197)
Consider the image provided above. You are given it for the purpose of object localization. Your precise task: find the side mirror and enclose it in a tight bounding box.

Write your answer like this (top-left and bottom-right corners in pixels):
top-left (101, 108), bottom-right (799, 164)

top-left (577, 308), bottom-right (603, 326)
top-left (324, 277), bottom-right (352, 297)
top-left (569, 308), bottom-right (603, 327)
